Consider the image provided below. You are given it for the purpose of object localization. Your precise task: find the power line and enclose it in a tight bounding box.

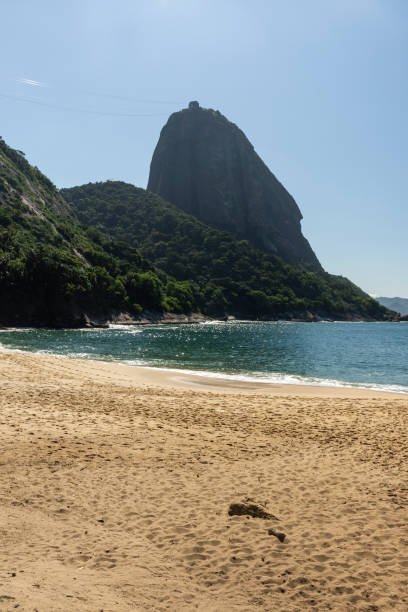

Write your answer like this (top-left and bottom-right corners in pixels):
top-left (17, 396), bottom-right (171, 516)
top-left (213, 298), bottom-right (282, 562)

top-left (11, 76), bottom-right (184, 105)
top-left (0, 92), bottom-right (172, 117)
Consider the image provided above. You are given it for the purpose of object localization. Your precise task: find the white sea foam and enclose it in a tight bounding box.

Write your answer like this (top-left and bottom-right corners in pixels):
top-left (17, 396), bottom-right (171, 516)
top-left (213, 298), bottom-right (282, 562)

top-left (0, 344), bottom-right (26, 353)
top-left (120, 362), bottom-right (408, 395)
top-left (0, 327), bottom-right (36, 332)
top-left (199, 320), bottom-right (228, 325)
top-left (108, 324), bottom-right (143, 333)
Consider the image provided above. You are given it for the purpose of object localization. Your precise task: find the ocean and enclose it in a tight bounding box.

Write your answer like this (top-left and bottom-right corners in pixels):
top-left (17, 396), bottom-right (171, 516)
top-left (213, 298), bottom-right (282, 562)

top-left (0, 321), bottom-right (407, 393)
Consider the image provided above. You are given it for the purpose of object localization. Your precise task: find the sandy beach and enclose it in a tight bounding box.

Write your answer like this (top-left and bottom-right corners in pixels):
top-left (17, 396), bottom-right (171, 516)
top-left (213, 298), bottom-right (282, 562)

top-left (0, 350), bottom-right (407, 611)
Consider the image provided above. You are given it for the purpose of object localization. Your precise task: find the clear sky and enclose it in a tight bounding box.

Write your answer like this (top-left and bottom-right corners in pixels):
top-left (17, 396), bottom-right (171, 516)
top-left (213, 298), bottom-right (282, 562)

top-left (1, 0), bottom-right (406, 297)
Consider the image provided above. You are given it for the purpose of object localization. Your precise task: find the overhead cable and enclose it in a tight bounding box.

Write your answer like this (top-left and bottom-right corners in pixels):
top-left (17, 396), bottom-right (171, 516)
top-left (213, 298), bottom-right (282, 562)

top-left (0, 92), bottom-right (170, 117)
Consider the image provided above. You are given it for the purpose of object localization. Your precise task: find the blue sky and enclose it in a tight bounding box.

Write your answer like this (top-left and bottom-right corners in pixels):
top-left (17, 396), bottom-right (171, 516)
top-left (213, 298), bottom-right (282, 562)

top-left (1, 0), bottom-right (406, 297)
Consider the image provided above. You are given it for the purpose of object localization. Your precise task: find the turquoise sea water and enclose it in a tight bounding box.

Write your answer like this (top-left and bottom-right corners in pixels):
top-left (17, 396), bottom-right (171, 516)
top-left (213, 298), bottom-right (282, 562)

top-left (0, 321), bottom-right (407, 393)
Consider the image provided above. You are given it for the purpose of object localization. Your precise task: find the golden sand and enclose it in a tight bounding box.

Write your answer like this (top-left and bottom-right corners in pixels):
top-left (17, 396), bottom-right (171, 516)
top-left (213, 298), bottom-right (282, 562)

top-left (0, 351), bottom-right (407, 611)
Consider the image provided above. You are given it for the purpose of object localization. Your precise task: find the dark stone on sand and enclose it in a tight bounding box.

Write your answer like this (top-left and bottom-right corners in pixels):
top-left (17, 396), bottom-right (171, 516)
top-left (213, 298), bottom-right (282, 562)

top-left (268, 527), bottom-right (286, 542)
top-left (228, 498), bottom-right (278, 520)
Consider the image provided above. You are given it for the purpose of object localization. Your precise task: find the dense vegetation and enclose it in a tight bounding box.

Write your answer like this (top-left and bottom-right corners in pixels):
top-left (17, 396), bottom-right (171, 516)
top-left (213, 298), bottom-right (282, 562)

top-left (0, 135), bottom-right (390, 324)
top-left (0, 139), bottom-right (194, 325)
top-left (63, 181), bottom-right (389, 320)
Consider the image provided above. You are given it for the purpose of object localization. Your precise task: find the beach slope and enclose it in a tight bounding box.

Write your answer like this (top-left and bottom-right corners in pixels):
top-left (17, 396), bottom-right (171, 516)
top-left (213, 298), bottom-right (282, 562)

top-left (0, 352), bottom-right (407, 611)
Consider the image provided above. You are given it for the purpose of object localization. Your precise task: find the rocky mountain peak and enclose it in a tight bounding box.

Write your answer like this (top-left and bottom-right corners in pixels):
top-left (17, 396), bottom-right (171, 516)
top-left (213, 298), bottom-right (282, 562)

top-left (147, 104), bottom-right (322, 271)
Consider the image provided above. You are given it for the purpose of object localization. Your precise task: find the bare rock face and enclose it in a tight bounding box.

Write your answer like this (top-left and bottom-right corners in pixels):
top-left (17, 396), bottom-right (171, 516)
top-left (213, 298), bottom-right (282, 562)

top-left (148, 102), bottom-right (322, 271)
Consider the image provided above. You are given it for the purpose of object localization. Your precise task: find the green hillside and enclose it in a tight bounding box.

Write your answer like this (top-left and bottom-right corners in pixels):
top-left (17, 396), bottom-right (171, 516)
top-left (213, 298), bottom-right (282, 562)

top-left (0, 139), bottom-right (193, 325)
top-left (62, 181), bottom-right (390, 320)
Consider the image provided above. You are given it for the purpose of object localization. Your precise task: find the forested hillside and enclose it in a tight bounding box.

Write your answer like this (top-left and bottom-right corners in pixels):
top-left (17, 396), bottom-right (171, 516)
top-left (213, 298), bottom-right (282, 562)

top-left (63, 181), bottom-right (390, 320)
top-left (0, 138), bottom-right (195, 325)
top-left (0, 135), bottom-right (393, 325)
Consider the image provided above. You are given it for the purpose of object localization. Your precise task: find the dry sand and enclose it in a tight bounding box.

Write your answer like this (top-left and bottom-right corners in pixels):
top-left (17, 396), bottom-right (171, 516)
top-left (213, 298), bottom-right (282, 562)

top-left (0, 351), bottom-right (407, 611)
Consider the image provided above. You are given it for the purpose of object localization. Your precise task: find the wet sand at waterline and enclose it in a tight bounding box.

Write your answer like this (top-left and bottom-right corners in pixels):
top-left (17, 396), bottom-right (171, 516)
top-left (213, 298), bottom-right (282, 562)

top-left (0, 351), bottom-right (407, 611)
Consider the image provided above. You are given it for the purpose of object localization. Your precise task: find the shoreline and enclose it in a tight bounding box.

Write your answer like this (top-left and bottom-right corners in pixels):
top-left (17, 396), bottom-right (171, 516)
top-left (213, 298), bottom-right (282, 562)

top-left (0, 315), bottom-right (405, 330)
top-left (0, 348), bottom-right (405, 397)
top-left (1, 320), bottom-right (407, 397)
top-left (98, 360), bottom-right (408, 398)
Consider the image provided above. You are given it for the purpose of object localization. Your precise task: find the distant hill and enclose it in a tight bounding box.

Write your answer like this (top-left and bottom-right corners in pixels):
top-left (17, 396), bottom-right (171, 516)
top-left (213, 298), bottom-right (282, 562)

top-left (148, 102), bottom-right (322, 271)
top-left (376, 297), bottom-right (408, 315)
top-left (0, 137), bottom-right (192, 326)
top-left (62, 180), bottom-right (391, 321)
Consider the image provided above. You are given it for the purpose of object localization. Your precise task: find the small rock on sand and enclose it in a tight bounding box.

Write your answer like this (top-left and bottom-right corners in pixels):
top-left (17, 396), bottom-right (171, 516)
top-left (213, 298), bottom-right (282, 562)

top-left (228, 498), bottom-right (278, 520)
top-left (268, 527), bottom-right (286, 542)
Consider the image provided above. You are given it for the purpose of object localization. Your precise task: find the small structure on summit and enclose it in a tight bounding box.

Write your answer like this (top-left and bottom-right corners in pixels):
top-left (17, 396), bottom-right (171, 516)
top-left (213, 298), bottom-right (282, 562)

top-left (188, 100), bottom-right (200, 109)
